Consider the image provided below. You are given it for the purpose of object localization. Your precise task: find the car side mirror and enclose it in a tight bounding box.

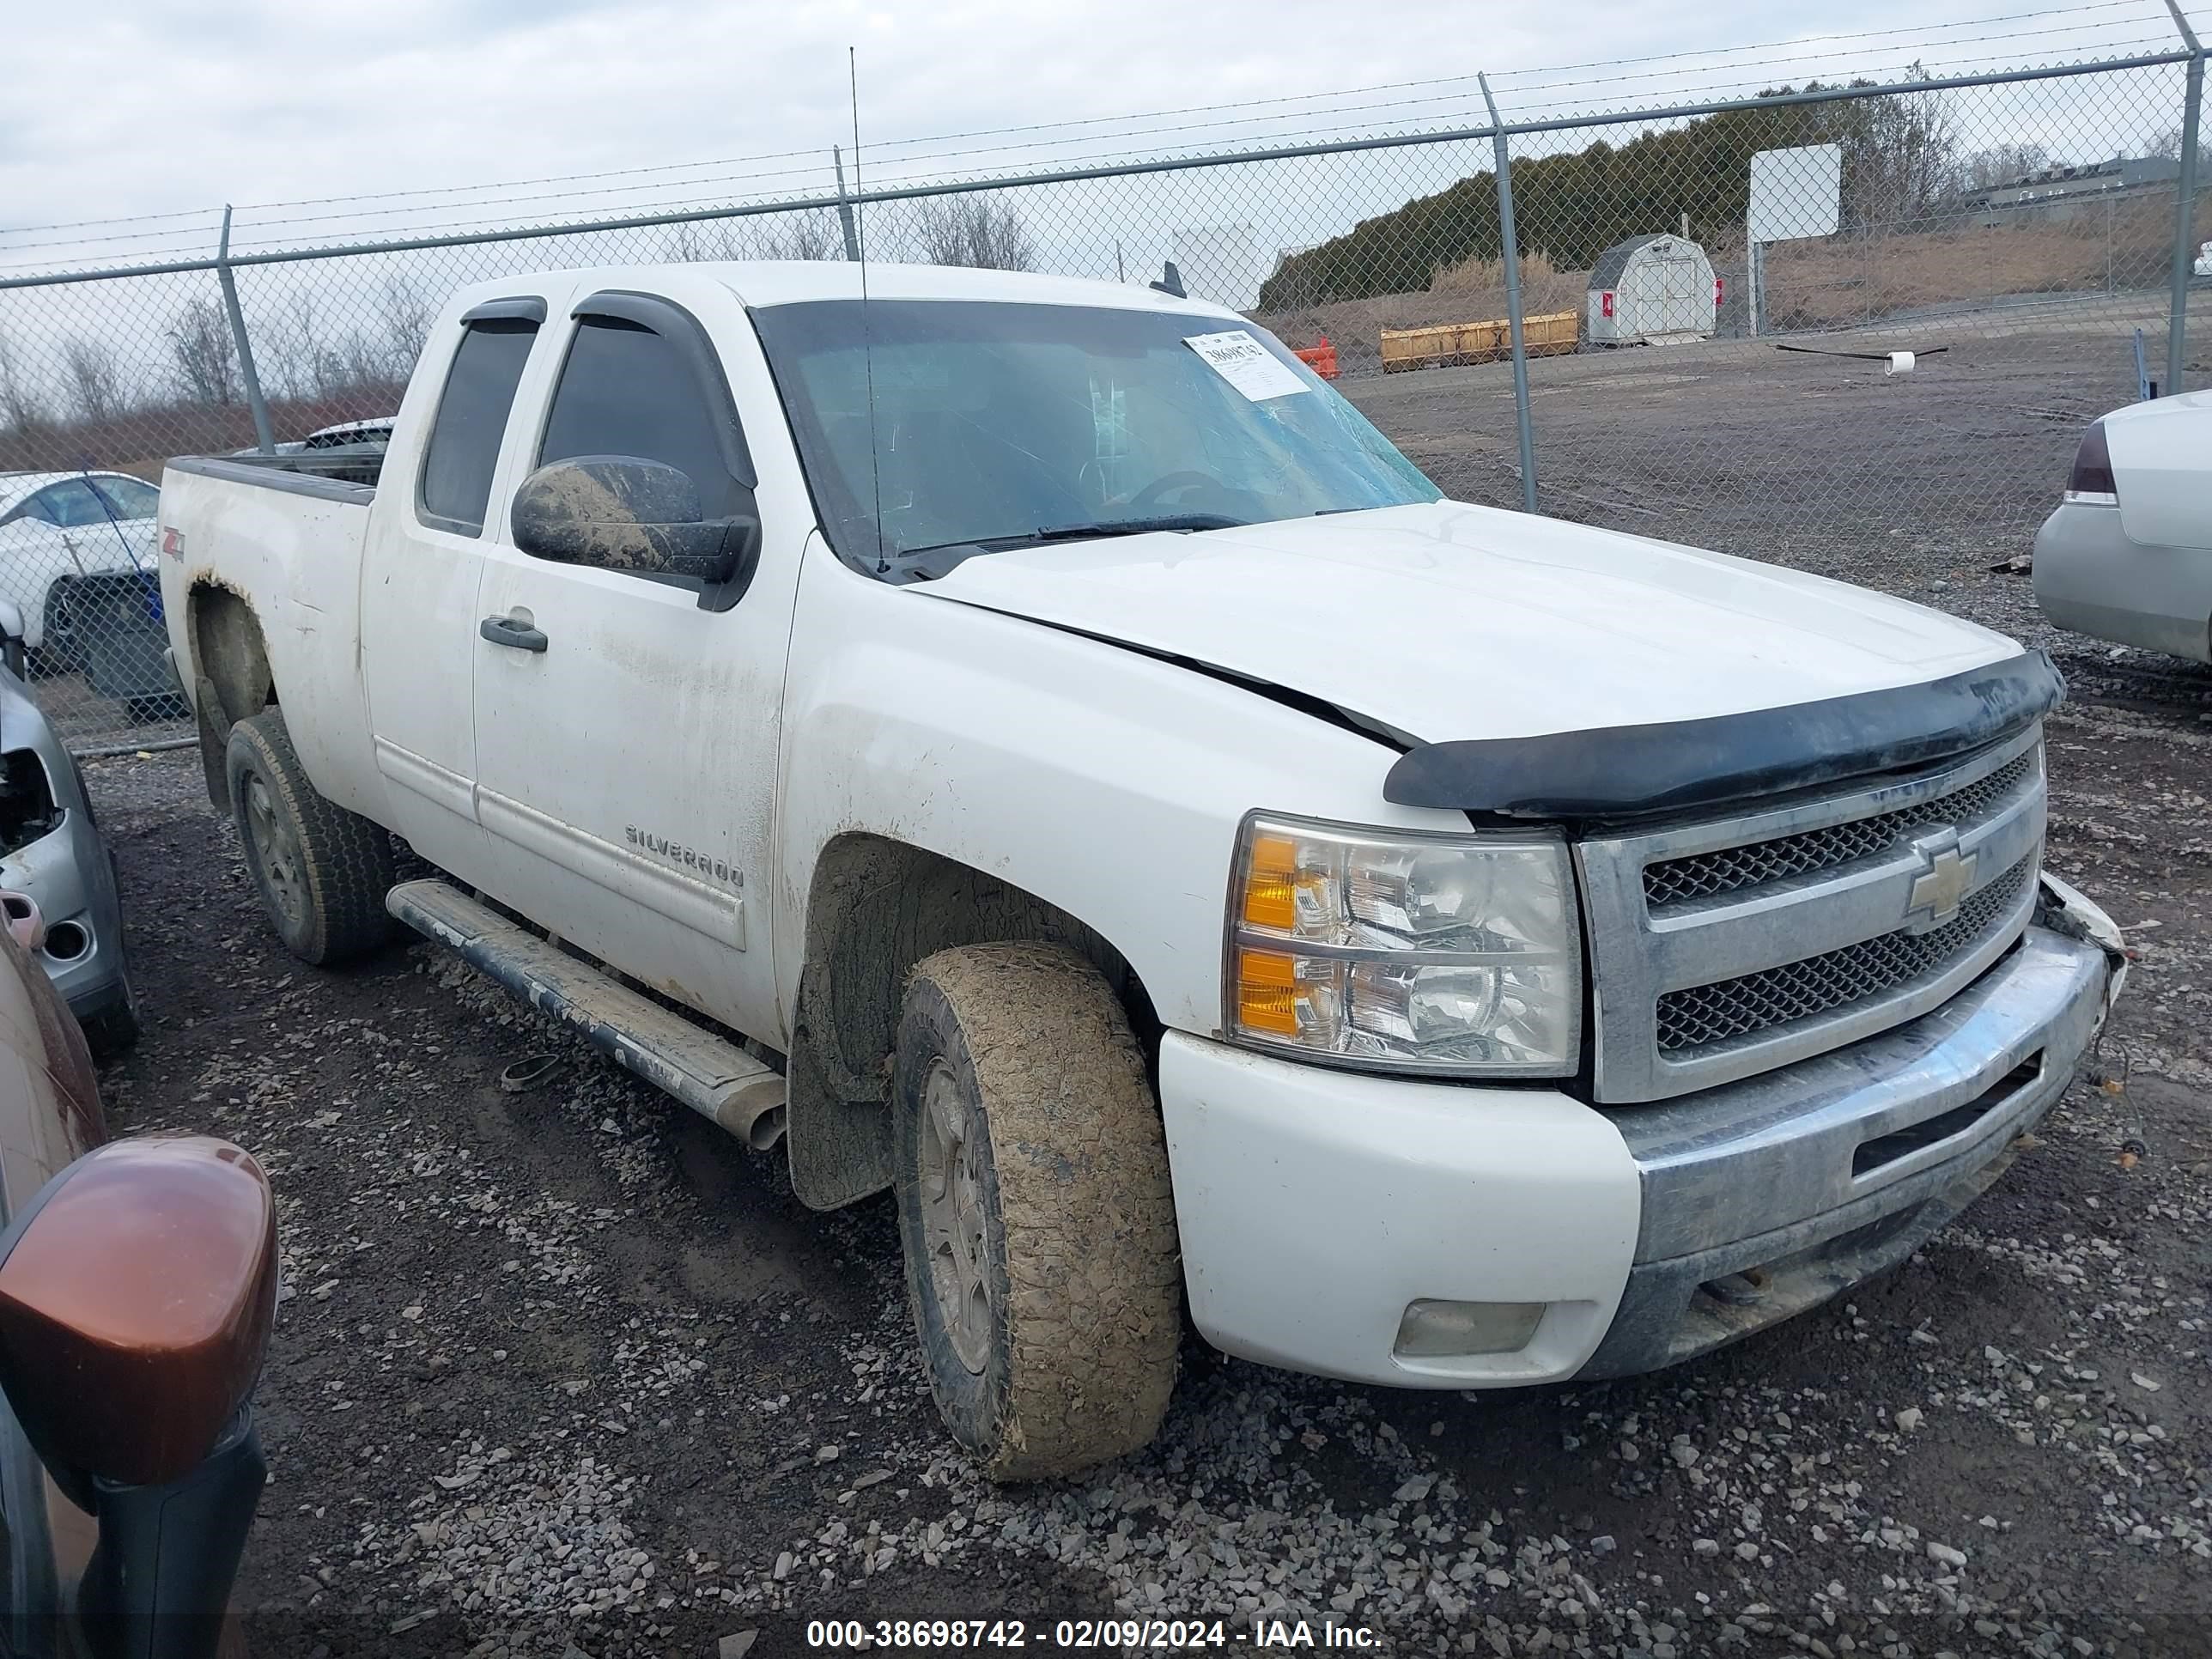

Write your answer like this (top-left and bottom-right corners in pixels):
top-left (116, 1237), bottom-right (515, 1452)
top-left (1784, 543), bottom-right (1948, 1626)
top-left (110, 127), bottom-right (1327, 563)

top-left (0, 1135), bottom-right (277, 1491)
top-left (510, 456), bottom-right (759, 591)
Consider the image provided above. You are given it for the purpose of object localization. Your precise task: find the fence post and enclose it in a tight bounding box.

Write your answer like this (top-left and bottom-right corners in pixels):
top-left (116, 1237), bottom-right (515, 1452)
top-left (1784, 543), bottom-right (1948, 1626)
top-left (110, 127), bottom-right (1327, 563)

top-left (216, 206), bottom-right (276, 455)
top-left (833, 147), bottom-right (863, 264)
top-left (2164, 3), bottom-right (2203, 394)
top-left (1478, 73), bottom-right (1539, 514)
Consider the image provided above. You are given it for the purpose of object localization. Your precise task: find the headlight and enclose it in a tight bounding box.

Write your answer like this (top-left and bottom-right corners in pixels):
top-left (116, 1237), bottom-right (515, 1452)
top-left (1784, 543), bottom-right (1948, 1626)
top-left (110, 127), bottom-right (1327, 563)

top-left (1225, 814), bottom-right (1582, 1076)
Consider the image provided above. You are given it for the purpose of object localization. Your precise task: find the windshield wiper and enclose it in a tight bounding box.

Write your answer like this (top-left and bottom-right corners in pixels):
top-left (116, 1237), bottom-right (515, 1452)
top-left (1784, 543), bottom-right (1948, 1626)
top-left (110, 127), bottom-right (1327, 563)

top-left (1026, 513), bottom-right (1248, 541)
top-left (898, 514), bottom-right (1247, 562)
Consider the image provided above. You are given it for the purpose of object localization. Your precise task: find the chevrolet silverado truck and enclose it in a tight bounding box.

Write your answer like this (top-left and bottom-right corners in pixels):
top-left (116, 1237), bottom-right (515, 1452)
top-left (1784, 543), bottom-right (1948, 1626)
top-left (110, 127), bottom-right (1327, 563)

top-left (155, 261), bottom-right (2127, 1480)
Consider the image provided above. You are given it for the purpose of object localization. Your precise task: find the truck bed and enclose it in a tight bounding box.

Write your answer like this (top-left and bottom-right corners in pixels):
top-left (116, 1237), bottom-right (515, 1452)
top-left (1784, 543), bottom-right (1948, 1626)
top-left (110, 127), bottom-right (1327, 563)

top-left (166, 454), bottom-right (380, 502)
top-left (156, 451), bottom-right (382, 825)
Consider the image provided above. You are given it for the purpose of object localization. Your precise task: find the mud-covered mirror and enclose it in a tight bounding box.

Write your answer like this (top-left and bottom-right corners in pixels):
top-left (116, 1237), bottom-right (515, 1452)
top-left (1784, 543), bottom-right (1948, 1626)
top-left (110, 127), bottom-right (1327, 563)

top-left (509, 455), bottom-right (757, 586)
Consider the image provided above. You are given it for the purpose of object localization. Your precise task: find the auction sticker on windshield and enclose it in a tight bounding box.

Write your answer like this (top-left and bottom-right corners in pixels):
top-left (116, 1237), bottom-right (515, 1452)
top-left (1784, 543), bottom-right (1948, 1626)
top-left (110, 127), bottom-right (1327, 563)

top-left (1183, 331), bottom-right (1310, 402)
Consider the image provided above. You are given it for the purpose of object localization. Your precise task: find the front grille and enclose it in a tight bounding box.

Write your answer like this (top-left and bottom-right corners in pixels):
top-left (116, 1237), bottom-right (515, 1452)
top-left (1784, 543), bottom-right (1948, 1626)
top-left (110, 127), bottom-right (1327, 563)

top-left (1644, 752), bottom-right (2038, 908)
top-left (1655, 854), bottom-right (2035, 1053)
top-left (1579, 728), bottom-right (2048, 1100)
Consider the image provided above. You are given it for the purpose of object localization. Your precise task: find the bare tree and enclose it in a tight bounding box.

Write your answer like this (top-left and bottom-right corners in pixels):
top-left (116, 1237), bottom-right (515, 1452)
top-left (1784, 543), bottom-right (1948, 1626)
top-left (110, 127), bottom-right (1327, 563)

top-left (167, 298), bottom-right (240, 406)
top-left (336, 330), bottom-right (394, 395)
top-left (1963, 143), bottom-right (2053, 191)
top-left (1836, 70), bottom-right (1963, 230)
top-left (912, 196), bottom-right (1036, 270)
top-left (59, 337), bottom-right (128, 425)
top-left (664, 221), bottom-right (745, 262)
top-left (2146, 125), bottom-right (2211, 169)
top-left (264, 290), bottom-right (334, 399)
top-left (377, 275), bottom-right (434, 381)
top-left (665, 210), bottom-right (842, 262)
top-left (0, 330), bottom-right (43, 433)
top-left (753, 210), bottom-right (841, 261)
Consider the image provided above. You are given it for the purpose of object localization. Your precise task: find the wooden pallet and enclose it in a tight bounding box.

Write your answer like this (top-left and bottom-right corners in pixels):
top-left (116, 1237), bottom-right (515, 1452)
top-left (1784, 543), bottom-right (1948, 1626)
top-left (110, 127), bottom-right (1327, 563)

top-left (1381, 309), bottom-right (1580, 372)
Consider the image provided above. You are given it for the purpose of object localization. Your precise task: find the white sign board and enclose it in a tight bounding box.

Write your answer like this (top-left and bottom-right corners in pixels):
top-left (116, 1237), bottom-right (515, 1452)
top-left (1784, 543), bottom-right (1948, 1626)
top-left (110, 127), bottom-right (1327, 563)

top-left (1747, 143), bottom-right (1842, 243)
top-left (1184, 331), bottom-right (1310, 402)
top-left (1172, 224), bottom-right (1266, 310)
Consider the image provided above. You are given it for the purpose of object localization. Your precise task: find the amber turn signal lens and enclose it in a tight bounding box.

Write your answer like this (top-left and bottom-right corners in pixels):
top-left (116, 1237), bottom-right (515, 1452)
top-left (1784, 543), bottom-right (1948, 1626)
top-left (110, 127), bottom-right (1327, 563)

top-left (1235, 947), bottom-right (1301, 1036)
top-left (1240, 834), bottom-right (1299, 931)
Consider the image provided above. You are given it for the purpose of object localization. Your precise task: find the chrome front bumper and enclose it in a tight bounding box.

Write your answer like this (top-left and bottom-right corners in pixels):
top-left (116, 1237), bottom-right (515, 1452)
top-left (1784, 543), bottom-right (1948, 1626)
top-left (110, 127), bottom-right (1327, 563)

top-left (1578, 891), bottom-right (2120, 1379)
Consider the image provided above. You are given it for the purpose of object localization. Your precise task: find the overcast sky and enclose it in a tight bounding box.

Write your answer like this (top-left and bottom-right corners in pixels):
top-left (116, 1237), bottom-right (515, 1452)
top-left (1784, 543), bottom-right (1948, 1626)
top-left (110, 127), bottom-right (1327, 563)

top-left (3, 0), bottom-right (2203, 273)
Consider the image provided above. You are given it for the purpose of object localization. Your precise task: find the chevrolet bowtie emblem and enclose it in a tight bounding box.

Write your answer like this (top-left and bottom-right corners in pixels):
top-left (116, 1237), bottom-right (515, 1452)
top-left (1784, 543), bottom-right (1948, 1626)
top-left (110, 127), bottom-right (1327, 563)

top-left (1905, 829), bottom-right (1977, 932)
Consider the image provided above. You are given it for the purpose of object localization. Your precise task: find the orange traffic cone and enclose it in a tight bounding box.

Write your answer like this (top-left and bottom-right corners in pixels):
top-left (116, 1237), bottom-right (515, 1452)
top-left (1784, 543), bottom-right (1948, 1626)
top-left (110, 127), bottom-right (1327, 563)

top-left (1295, 334), bottom-right (1340, 380)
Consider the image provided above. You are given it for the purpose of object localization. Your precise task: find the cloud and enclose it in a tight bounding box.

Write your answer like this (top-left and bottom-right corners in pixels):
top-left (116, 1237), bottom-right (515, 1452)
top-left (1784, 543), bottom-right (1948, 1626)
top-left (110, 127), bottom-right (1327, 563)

top-left (0, 0), bottom-right (2193, 439)
top-left (6, 0), bottom-right (2119, 263)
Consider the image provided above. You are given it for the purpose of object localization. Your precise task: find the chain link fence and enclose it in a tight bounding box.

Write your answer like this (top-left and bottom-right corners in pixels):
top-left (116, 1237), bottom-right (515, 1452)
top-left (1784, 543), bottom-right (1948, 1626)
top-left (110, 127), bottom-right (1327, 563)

top-left (0, 32), bottom-right (2204, 751)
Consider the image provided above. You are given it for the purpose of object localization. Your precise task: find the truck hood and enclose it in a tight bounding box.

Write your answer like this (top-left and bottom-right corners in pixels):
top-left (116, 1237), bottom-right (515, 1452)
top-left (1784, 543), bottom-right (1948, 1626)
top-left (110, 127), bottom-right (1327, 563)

top-left (917, 501), bottom-right (2020, 745)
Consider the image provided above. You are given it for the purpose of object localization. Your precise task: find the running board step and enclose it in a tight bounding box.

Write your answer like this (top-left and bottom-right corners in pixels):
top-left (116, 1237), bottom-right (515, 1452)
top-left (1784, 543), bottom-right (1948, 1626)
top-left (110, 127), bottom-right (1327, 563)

top-left (386, 878), bottom-right (786, 1149)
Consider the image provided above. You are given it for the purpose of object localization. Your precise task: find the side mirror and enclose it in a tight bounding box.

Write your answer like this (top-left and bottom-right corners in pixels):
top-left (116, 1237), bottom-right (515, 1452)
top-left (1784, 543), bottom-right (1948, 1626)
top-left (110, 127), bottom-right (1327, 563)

top-left (0, 1134), bottom-right (276, 1491)
top-left (510, 456), bottom-right (758, 589)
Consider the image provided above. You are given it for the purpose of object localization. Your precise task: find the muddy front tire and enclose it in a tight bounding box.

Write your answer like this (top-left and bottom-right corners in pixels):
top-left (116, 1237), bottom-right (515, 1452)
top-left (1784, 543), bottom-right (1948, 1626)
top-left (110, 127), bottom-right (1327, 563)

top-left (892, 943), bottom-right (1182, 1481)
top-left (225, 710), bottom-right (396, 966)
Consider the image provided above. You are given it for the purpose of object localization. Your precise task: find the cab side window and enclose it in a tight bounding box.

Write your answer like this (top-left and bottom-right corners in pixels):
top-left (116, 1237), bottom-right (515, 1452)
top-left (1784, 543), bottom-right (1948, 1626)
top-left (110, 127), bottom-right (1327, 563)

top-left (417, 318), bottom-right (538, 537)
top-left (538, 318), bottom-right (748, 522)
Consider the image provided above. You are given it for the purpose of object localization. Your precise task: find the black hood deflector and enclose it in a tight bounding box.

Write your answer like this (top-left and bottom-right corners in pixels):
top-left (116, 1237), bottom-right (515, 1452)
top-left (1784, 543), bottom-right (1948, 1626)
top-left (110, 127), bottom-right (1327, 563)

top-left (1384, 649), bottom-right (2064, 820)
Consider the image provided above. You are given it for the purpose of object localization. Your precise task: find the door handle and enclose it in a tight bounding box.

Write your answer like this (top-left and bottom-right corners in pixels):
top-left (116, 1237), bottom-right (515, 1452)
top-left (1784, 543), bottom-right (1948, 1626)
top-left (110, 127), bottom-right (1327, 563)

top-left (479, 615), bottom-right (549, 653)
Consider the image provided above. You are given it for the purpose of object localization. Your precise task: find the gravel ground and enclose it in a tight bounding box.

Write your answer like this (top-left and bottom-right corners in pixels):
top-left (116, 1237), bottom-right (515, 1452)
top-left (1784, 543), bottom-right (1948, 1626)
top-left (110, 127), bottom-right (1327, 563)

top-left (81, 339), bottom-right (2212, 1658)
top-left (1344, 308), bottom-right (2183, 562)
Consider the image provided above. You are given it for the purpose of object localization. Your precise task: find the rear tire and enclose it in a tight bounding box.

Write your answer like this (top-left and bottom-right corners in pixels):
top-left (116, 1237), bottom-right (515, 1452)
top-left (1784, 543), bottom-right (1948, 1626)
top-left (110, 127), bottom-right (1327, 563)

top-left (892, 943), bottom-right (1181, 1481)
top-left (40, 580), bottom-right (79, 674)
top-left (225, 709), bottom-right (396, 966)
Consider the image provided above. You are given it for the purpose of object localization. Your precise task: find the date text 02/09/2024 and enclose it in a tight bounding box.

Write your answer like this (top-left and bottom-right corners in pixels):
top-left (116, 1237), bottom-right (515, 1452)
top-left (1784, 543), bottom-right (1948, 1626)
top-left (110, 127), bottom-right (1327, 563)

top-left (803, 1618), bottom-right (1385, 1650)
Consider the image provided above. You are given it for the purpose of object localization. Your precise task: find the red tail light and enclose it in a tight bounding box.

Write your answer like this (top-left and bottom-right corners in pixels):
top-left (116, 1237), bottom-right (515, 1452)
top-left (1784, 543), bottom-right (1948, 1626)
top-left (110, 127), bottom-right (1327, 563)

top-left (2066, 422), bottom-right (2116, 499)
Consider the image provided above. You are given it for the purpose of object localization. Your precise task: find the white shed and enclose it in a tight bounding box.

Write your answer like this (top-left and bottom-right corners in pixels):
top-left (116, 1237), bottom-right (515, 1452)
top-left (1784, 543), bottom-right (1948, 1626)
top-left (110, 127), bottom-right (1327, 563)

top-left (1585, 234), bottom-right (1718, 345)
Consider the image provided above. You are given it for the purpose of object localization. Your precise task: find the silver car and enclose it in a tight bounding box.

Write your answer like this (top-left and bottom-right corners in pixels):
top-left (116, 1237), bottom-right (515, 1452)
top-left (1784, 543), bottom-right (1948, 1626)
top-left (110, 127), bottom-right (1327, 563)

top-left (0, 665), bottom-right (137, 1053)
top-left (2034, 387), bottom-right (2212, 664)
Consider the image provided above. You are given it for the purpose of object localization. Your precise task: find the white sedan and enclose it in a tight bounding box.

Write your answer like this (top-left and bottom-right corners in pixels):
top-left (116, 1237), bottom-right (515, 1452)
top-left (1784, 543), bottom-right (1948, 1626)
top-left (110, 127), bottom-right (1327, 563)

top-left (0, 471), bottom-right (161, 665)
top-left (2033, 388), bottom-right (2212, 665)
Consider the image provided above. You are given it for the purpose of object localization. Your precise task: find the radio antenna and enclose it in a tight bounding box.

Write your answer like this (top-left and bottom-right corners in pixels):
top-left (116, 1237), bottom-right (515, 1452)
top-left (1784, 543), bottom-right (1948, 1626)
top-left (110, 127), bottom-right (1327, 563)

top-left (850, 46), bottom-right (887, 575)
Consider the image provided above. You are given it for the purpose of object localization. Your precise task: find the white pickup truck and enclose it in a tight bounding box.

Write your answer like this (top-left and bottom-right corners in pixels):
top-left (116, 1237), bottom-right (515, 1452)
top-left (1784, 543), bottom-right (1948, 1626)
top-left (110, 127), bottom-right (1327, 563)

top-left (157, 261), bottom-right (2127, 1480)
